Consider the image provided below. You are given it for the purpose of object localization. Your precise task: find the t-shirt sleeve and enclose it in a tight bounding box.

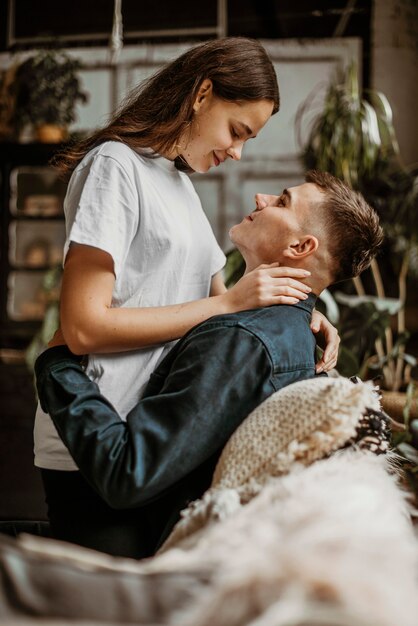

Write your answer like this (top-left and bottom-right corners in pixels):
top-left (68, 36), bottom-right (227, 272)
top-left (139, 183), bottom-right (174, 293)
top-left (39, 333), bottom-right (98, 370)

top-left (64, 153), bottom-right (139, 279)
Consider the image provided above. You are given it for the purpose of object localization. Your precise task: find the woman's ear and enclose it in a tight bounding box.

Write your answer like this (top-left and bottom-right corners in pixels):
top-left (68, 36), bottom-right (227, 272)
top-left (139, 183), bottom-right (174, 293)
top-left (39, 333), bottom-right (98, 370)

top-left (283, 235), bottom-right (319, 260)
top-left (193, 79), bottom-right (213, 112)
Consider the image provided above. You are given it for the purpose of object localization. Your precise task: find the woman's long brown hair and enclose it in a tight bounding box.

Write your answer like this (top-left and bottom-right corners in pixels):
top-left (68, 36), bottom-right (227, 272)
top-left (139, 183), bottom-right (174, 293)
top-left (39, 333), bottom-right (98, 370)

top-left (54, 37), bottom-right (280, 177)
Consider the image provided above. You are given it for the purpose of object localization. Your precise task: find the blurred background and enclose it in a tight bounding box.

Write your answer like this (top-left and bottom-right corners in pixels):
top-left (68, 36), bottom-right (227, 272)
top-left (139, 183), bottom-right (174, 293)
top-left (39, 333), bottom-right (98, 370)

top-left (0, 0), bottom-right (417, 523)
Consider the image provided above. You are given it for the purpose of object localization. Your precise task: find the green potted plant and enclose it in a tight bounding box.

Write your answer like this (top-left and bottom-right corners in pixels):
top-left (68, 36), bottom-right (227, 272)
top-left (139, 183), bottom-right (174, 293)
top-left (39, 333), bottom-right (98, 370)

top-left (25, 265), bottom-right (62, 372)
top-left (295, 61), bottom-right (418, 493)
top-left (11, 49), bottom-right (88, 142)
top-left (296, 62), bottom-right (418, 397)
top-left (295, 64), bottom-right (418, 496)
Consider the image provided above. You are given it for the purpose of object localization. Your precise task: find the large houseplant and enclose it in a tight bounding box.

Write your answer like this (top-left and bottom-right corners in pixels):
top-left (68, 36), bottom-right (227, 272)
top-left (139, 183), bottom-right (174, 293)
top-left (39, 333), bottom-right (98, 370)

top-left (295, 63), bottom-right (418, 482)
top-left (10, 49), bottom-right (88, 141)
top-left (296, 62), bottom-right (418, 396)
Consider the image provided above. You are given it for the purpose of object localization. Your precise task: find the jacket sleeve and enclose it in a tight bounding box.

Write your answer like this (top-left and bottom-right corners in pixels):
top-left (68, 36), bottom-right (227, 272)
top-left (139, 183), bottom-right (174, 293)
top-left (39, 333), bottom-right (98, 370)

top-left (35, 327), bottom-right (273, 509)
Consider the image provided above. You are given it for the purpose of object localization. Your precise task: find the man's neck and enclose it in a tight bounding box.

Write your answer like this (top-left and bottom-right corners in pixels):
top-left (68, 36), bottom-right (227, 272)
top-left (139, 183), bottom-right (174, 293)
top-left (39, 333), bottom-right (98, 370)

top-left (305, 274), bottom-right (329, 297)
top-left (243, 260), bottom-right (329, 298)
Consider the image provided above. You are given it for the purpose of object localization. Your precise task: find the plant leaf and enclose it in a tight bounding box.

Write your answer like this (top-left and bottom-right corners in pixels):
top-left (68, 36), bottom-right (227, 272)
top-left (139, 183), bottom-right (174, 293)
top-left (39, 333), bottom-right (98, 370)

top-left (318, 289), bottom-right (340, 324)
top-left (336, 344), bottom-right (360, 377)
top-left (334, 292), bottom-right (402, 315)
top-left (397, 442), bottom-right (418, 465)
top-left (403, 353), bottom-right (418, 367)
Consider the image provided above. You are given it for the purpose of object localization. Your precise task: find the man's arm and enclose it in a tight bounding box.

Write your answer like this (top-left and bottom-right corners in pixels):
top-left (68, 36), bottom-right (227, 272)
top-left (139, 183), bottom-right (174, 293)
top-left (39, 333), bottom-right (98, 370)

top-left (35, 325), bottom-right (273, 509)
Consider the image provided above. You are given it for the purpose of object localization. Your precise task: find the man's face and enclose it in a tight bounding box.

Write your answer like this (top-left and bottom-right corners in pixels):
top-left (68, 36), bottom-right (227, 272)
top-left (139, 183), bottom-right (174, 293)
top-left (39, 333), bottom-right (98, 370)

top-left (229, 182), bottom-right (324, 267)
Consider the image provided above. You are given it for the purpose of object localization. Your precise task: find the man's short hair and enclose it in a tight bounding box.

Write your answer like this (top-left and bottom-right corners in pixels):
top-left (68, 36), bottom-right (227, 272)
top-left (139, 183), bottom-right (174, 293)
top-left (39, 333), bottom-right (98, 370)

top-left (305, 170), bottom-right (384, 283)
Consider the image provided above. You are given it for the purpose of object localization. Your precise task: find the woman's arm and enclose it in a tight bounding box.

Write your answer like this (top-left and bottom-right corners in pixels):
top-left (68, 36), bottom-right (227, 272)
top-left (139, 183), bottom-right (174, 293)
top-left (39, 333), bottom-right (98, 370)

top-left (210, 271), bottom-right (227, 296)
top-left (60, 243), bottom-right (312, 355)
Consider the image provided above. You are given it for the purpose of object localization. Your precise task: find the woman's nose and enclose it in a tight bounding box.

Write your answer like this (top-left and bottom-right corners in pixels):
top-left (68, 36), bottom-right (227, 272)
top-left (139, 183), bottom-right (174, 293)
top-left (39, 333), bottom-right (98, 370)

top-left (227, 144), bottom-right (243, 161)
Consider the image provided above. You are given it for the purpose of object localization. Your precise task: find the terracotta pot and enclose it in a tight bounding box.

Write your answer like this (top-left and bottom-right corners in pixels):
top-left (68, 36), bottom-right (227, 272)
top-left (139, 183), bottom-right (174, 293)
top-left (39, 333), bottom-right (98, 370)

top-left (381, 390), bottom-right (418, 423)
top-left (35, 124), bottom-right (68, 143)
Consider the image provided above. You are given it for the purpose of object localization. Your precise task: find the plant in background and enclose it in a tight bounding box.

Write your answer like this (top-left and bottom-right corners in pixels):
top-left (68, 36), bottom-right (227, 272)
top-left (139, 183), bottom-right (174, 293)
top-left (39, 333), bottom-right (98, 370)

top-left (296, 63), bottom-right (399, 188)
top-left (295, 61), bottom-right (418, 487)
top-left (25, 265), bottom-right (61, 372)
top-left (224, 248), bottom-right (246, 288)
top-left (296, 62), bottom-right (418, 395)
top-left (10, 49), bottom-right (88, 140)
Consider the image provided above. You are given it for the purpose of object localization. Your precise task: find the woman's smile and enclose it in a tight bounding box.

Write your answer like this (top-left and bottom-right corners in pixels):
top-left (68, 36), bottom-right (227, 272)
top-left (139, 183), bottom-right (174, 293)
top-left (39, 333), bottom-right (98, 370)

top-left (179, 89), bottom-right (274, 174)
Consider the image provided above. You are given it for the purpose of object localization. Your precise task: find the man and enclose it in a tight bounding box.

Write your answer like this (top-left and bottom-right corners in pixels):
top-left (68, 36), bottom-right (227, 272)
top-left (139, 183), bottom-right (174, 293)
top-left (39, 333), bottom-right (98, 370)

top-left (35, 170), bottom-right (383, 556)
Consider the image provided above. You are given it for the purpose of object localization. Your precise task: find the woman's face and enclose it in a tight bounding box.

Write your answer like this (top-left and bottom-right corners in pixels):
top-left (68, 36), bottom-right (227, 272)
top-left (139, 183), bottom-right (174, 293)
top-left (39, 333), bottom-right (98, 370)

top-left (178, 80), bottom-right (274, 173)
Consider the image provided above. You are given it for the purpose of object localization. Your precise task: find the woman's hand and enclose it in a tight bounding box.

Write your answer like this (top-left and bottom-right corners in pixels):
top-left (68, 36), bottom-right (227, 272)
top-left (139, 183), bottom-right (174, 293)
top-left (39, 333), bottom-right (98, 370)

top-left (225, 262), bottom-right (312, 311)
top-left (311, 309), bottom-right (340, 373)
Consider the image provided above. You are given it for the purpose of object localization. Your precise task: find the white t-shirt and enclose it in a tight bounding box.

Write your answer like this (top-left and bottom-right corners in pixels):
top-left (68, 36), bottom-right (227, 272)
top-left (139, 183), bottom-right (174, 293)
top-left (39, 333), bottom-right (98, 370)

top-left (34, 141), bottom-right (226, 470)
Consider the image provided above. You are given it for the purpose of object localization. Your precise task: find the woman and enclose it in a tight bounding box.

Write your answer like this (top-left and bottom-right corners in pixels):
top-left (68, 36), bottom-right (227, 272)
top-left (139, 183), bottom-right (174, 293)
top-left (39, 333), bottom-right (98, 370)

top-left (34, 37), bottom-right (338, 557)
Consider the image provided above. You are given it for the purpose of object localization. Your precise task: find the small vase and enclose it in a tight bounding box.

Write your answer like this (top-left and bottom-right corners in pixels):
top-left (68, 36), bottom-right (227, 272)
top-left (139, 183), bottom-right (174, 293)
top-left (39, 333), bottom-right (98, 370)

top-left (35, 124), bottom-right (68, 143)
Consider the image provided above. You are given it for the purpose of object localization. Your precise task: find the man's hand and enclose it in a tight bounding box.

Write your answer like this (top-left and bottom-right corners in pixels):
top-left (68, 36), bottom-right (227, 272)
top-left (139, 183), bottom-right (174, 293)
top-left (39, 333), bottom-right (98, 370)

top-left (311, 309), bottom-right (340, 373)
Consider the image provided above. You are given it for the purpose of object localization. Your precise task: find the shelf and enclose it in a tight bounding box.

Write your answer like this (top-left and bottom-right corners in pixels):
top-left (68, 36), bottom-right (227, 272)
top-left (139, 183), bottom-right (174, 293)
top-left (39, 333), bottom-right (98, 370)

top-left (0, 143), bottom-right (65, 345)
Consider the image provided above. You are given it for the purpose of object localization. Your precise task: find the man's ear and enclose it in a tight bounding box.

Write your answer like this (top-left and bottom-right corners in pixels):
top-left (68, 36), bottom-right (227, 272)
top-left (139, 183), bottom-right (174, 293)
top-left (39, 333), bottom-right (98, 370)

top-left (283, 235), bottom-right (319, 260)
top-left (193, 79), bottom-right (213, 112)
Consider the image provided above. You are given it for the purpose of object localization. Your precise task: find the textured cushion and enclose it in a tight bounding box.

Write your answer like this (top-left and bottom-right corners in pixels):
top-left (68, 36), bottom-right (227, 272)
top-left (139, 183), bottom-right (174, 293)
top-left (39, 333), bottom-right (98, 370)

top-left (212, 376), bottom-right (382, 492)
top-left (161, 376), bottom-right (386, 551)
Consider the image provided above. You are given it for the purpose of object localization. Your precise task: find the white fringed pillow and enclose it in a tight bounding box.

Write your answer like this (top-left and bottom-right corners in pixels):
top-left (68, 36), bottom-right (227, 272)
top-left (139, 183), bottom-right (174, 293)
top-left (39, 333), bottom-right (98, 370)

top-left (160, 376), bottom-right (386, 552)
top-left (212, 376), bottom-right (381, 491)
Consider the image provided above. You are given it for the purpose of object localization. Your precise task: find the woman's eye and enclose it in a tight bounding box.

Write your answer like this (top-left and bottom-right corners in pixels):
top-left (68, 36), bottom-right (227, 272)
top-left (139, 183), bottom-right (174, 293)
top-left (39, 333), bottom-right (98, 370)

top-left (231, 128), bottom-right (240, 139)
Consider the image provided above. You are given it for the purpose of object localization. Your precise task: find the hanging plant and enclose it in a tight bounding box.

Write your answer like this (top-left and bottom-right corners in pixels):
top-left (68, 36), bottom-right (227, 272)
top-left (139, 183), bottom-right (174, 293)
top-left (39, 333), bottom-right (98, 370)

top-left (10, 49), bottom-right (88, 136)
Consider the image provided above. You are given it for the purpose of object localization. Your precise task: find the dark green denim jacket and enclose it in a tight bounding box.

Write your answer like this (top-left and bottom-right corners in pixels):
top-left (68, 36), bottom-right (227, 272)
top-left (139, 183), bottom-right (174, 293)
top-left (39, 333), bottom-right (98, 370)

top-left (35, 294), bottom-right (320, 510)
